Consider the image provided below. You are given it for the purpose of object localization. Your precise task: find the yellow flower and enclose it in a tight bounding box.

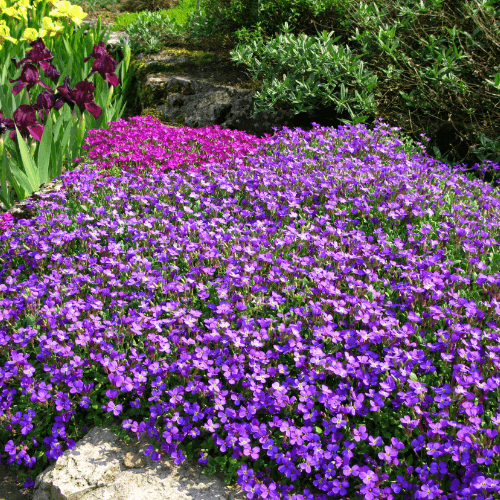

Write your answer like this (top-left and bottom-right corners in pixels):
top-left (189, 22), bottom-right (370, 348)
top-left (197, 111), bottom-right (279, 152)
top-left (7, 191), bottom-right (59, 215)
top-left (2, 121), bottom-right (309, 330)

top-left (16, 0), bottom-right (32, 9)
top-left (20, 27), bottom-right (41, 42)
top-left (68, 4), bottom-right (86, 24)
top-left (41, 15), bottom-right (63, 37)
top-left (2, 5), bottom-right (23, 19)
top-left (14, 5), bottom-right (29, 22)
top-left (49, 0), bottom-right (72, 16)
top-left (0, 20), bottom-right (18, 48)
top-left (49, 0), bottom-right (86, 25)
top-left (0, 0), bottom-right (7, 9)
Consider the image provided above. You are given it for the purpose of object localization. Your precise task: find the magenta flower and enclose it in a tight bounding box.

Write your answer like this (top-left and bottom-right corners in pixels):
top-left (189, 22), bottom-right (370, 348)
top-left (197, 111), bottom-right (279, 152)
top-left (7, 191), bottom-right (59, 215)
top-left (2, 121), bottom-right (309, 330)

top-left (9, 63), bottom-right (54, 96)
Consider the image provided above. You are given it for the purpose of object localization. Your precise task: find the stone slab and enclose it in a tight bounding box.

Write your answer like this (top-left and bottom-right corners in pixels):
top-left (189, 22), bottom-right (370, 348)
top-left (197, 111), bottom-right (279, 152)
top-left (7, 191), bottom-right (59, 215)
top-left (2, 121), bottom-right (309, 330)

top-left (33, 427), bottom-right (246, 500)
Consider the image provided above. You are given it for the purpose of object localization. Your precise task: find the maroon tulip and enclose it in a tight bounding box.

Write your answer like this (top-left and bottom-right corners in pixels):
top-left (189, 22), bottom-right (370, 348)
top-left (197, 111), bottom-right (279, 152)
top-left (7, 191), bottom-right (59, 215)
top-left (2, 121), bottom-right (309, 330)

top-left (9, 63), bottom-right (54, 95)
top-left (87, 54), bottom-right (119, 87)
top-left (0, 110), bottom-right (15, 137)
top-left (14, 38), bottom-right (54, 72)
top-left (55, 77), bottom-right (102, 119)
top-left (10, 104), bottom-right (44, 142)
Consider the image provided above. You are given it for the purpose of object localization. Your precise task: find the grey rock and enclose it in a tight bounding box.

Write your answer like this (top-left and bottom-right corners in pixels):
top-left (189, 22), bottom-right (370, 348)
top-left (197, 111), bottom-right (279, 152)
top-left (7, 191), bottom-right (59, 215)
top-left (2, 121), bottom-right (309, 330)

top-left (79, 19), bottom-right (129, 56)
top-left (33, 427), bottom-right (245, 500)
top-left (140, 73), bottom-right (298, 139)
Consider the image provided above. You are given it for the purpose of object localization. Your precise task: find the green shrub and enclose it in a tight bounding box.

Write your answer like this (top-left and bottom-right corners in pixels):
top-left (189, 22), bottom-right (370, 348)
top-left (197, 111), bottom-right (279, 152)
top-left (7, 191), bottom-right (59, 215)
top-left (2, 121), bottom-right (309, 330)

top-left (230, 22), bottom-right (380, 126)
top-left (123, 9), bottom-right (188, 53)
top-left (111, 10), bottom-right (147, 31)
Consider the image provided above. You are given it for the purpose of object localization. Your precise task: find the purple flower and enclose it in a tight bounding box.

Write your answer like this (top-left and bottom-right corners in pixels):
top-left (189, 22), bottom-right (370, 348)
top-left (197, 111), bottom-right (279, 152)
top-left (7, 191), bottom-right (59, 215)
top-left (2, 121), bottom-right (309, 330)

top-left (0, 110), bottom-right (15, 136)
top-left (84, 43), bottom-right (119, 87)
top-left (353, 424), bottom-right (368, 441)
top-left (33, 90), bottom-right (63, 120)
top-left (9, 63), bottom-right (54, 96)
top-left (359, 470), bottom-right (378, 486)
top-left (105, 400), bottom-right (123, 416)
top-left (55, 77), bottom-right (101, 119)
top-left (10, 104), bottom-right (44, 141)
top-left (14, 37), bottom-right (54, 71)
top-left (5, 440), bottom-right (16, 456)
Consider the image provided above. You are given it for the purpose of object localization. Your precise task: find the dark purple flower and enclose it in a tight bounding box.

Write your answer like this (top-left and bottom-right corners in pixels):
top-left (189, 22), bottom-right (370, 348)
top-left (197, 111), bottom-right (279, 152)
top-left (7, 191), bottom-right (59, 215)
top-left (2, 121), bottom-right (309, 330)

top-left (43, 63), bottom-right (61, 85)
top-left (87, 54), bottom-right (119, 87)
top-left (9, 63), bottom-right (53, 96)
top-left (32, 90), bottom-right (62, 122)
top-left (83, 41), bottom-right (110, 62)
top-left (55, 77), bottom-right (101, 119)
top-left (14, 38), bottom-right (54, 71)
top-left (0, 110), bottom-right (15, 136)
top-left (10, 104), bottom-right (44, 142)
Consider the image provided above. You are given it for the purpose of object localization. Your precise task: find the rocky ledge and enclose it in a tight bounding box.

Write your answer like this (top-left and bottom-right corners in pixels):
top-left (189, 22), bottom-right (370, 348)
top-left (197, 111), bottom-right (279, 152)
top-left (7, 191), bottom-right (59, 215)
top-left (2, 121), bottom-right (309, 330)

top-left (33, 426), bottom-right (245, 500)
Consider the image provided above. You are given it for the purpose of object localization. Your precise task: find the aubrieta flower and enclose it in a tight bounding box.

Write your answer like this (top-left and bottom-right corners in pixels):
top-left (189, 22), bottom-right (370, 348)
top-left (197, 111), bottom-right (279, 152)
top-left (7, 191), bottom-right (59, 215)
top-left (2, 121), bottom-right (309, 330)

top-left (0, 117), bottom-right (499, 499)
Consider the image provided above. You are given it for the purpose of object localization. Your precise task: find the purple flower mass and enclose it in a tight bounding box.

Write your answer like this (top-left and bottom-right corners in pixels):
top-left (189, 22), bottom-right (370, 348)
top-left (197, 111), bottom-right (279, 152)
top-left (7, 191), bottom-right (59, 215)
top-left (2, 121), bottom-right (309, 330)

top-left (0, 117), bottom-right (500, 499)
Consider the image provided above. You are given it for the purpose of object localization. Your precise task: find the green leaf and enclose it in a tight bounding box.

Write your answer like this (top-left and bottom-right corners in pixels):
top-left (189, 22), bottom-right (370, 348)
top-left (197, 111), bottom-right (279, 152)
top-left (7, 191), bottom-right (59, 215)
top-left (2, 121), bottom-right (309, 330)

top-left (36, 113), bottom-right (53, 186)
top-left (14, 126), bottom-right (40, 192)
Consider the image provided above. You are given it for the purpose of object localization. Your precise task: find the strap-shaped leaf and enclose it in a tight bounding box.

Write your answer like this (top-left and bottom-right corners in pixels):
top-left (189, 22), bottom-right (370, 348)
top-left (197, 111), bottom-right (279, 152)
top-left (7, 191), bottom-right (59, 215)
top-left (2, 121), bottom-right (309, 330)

top-left (14, 126), bottom-right (40, 192)
top-left (36, 113), bottom-right (53, 186)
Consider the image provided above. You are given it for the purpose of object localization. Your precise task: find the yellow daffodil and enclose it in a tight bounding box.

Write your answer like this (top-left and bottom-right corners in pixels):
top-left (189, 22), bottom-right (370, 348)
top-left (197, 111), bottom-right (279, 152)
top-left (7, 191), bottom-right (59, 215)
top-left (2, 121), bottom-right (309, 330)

top-left (20, 27), bottom-right (44, 42)
top-left (0, 0), bottom-right (7, 10)
top-left (0, 20), bottom-right (18, 48)
top-left (41, 15), bottom-right (63, 37)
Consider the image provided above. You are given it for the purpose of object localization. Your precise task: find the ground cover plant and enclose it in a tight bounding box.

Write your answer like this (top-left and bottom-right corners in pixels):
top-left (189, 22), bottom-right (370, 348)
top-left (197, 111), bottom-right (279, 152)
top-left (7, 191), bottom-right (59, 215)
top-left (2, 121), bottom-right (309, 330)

top-left (1, 115), bottom-right (500, 499)
top-left (104, 0), bottom-right (500, 176)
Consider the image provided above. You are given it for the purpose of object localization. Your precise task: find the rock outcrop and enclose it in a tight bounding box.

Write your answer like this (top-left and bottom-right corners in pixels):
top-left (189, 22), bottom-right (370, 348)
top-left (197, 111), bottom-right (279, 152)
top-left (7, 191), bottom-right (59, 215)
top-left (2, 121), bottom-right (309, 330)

top-left (127, 47), bottom-right (358, 139)
top-left (33, 426), bottom-right (245, 500)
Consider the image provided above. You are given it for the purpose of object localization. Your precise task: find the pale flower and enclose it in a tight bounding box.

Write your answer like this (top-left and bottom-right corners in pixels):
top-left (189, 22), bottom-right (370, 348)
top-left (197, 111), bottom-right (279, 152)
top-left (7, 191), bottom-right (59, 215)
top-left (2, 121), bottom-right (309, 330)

top-left (20, 27), bottom-right (43, 42)
top-left (41, 16), bottom-right (64, 37)
top-left (0, 20), bottom-right (18, 48)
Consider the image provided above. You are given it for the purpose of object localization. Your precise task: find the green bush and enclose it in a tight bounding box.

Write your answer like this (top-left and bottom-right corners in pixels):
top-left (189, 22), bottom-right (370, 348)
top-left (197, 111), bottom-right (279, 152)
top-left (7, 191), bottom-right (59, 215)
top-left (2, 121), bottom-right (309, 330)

top-left (111, 10), bottom-right (147, 31)
top-left (230, 22), bottom-right (380, 126)
top-left (112, 0), bottom-right (198, 31)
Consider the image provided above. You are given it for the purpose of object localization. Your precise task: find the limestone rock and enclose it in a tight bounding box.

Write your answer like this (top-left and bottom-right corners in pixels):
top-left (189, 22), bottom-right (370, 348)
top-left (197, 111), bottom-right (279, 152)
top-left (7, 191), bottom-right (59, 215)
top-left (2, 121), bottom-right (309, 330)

top-left (79, 19), bottom-right (129, 57)
top-left (33, 426), bottom-right (245, 500)
top-left (138, 72), bottom-right (296, 138)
